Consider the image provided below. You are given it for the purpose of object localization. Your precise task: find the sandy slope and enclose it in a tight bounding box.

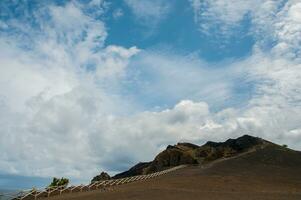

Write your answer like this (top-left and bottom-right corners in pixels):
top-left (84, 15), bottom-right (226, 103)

top-left (52, 145), bottom-right (301, 200)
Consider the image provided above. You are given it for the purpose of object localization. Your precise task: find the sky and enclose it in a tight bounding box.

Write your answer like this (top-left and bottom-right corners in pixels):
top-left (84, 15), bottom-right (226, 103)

top-left (0, 0), bottom-right (301, 189)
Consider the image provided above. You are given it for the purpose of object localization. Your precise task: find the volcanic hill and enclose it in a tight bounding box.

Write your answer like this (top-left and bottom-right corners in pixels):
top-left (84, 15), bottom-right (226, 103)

top-left (56, 135), bottom-right (301, 200)
top-left (107, 134), bottom-right (270, 179)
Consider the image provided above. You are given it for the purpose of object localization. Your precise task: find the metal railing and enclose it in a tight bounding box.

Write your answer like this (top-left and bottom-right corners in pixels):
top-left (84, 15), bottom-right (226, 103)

top-left (1, 165), bottom-right (186, 200)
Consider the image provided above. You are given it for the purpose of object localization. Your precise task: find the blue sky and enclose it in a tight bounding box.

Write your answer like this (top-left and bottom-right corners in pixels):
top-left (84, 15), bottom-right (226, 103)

top-left (103, 0), bottom-right (255, 111)
top-left (105, 0), bottom-right (255, 61)
top-left (1, 0), bottom-right (301, 189)
top-left (0, 174), bottom-right (50, 190)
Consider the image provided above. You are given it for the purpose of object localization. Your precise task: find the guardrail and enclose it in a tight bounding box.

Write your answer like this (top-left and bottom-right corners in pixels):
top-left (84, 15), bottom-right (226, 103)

top-left (1, 165), bottom-right (186, 200)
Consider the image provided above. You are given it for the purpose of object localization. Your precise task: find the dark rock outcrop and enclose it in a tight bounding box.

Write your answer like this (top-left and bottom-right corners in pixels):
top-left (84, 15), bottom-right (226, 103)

top-left (143, 143), bottom-right (198, 174)
top-left (91, 172), bottom-right (110, 183)
top-left (112, 162), bottom-right (152, 179)
top-left (196, 135), bottom-right (268, 161)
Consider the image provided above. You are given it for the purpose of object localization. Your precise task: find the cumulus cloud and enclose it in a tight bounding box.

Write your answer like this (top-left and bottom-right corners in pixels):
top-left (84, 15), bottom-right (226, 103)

top-left (198, 55), bottom-right (301, 150)
top-left (88, 100), bottom-right (211, 172)
top-left (0, 1), bottom-right (140, 182)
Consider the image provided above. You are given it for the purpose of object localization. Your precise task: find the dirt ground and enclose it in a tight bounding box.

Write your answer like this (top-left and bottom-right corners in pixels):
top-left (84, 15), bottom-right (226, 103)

top-left (52, 146), bottom-right (301, 200)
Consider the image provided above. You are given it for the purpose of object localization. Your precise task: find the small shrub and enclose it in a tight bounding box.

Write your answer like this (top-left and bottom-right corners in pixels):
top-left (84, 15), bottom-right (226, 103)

top-left (48, 177), bottom-right (69, 188)
top-left (282, 144), bottom-right (288, 148)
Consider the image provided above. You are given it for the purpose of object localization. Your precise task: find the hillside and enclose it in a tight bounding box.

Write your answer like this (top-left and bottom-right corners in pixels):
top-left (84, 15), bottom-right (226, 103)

top-left (54, 135), bottom-right (301, 200)
top-left (105, 135), bottom-right (269, 179)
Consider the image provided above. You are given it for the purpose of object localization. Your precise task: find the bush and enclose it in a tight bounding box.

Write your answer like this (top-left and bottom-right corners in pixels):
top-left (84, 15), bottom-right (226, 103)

top-left (48, 177), bottom-right (69, 188)
top-left (282, 144), bottom-right (288, 148)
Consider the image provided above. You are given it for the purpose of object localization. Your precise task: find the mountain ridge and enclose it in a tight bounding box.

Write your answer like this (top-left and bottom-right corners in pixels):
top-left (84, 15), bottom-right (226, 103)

top-left (59, 134), bottom-right (301, 200)
top-left (92, 134), bottom-right (276, 181)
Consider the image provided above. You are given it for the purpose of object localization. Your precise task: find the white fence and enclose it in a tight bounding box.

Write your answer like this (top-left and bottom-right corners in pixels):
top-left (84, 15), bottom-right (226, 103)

top-left (1, 165), bottom-right (186, 200)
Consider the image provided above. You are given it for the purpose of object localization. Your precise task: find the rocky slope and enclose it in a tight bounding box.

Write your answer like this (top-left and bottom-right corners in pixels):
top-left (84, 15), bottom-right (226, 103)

top-left (91, 172), bottom-right (111, 182)
top-left (59, 136), bottom-right (301, 200)
top-left (92, 135), bottom-right (271, 181)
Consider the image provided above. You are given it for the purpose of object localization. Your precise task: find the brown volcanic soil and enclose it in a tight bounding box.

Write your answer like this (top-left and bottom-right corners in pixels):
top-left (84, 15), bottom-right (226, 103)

top-left (52, 145), bottom-right (301, 200)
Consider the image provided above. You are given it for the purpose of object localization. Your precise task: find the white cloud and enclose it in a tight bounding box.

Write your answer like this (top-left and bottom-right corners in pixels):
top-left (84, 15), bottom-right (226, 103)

top-left (0, 1), bottom-right (140, 183)
top-left (112, 8), bottom-right (124, 19)
top-left (124, 0), bottom-right (170, 27)
top-left (190, 0), bottom-right (301, 59)
top-left (202, 55), bottom-right (301, 149)
top-left (94, 45), bottom-right (140, 80)
top-left (189, 0), bottom-right (260, 35)
top-left (269, 1), bottom-right (301, 59)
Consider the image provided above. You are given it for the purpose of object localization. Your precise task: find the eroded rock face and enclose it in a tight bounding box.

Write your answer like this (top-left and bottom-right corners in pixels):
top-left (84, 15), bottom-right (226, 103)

top-left (196, 135), bottom-right (268, 161)
top-left (91, 172), bottom-right (110, 182)
top-left (205, 135), bottom-right (266, 151)
top-left (112, 162), bottom-right (151, 179)
top-left (143, 146), bottom-right (198, 174)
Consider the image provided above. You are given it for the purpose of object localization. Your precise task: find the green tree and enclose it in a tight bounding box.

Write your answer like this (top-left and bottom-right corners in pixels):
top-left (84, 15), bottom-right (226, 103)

top-left (48, 177), bottom-right (69, 188)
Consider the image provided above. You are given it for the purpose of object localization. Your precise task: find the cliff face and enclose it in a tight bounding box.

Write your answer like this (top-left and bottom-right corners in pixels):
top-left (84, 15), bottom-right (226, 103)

top-left (93, 135), bottom-right (270, 181)
top-left (112, 162), bottom-right (151, 179)
top-left (143, 145), bottom-right (199, 174)
top-left (195, 134), bottom-right (269, 162)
